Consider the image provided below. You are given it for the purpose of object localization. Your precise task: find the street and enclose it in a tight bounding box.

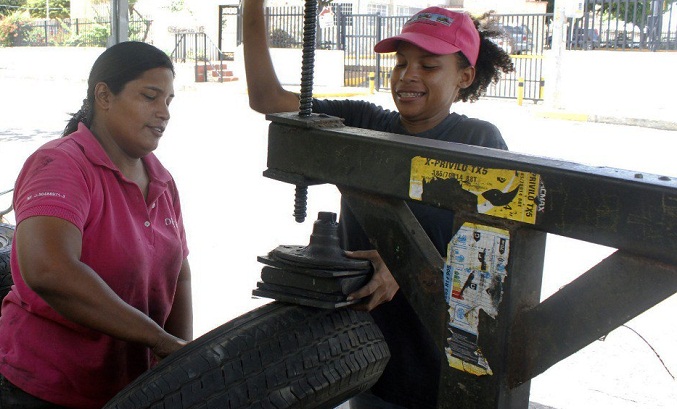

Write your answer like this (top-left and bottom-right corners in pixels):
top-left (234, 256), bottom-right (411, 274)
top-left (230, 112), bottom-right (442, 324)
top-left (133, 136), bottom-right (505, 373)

top-left (0, 72), bottom-right (675, 408)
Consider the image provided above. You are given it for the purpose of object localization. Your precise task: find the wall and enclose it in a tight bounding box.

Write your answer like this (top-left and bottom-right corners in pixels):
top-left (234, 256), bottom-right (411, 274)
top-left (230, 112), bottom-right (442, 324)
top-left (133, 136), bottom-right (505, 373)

top-left (229, 42), bottom-right (675, 116)
top-left (542, 50), bottom-right (676, 117)
top-left (232, 46), bottom-right (346, 88)
top-left (464, 0), bottom-right (548, 14)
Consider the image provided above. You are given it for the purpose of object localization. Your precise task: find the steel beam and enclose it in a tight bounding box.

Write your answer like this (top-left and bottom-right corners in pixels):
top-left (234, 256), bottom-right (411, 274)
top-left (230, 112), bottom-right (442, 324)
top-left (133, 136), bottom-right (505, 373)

top-left (435, 226), bottom-right (547, 408)
top-left (340, 189), bottom-right (448, 352)
top-left (263, 112), bottom-right (677, 407)
top-left (337, 188), bottom-right (549, 408)
top-left (265, 112), bottom-right (677, 264)
top-left (508, 251), bottom-right (677, 386)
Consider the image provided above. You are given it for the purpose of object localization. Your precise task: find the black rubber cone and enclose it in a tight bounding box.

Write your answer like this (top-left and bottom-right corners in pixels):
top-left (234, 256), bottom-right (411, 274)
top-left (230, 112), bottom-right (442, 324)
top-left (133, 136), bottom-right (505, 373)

top-left (271, 212), bottom-right (370, 271)
top-left (254, 212), bottom-right (373, 308)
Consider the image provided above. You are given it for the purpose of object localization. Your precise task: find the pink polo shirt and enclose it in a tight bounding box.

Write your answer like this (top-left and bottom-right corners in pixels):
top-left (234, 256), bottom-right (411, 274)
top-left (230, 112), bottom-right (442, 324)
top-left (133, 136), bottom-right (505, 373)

top-left (0, 123), bottom-right (189, 409)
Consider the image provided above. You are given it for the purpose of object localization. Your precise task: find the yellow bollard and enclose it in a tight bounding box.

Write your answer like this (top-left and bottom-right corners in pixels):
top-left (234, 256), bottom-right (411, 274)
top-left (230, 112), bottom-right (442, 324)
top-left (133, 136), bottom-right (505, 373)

top-left (539, 77), bottom-right (545, 100)
top-left (517, 77), bottom-right (524, 106)
top-left (368, 72), bottom-right (375, 94)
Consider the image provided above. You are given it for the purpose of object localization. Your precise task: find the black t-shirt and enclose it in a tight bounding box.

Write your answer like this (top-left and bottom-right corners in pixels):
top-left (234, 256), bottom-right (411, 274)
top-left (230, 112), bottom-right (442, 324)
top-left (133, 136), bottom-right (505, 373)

top-left (313, 99), bottom-right (508, 408)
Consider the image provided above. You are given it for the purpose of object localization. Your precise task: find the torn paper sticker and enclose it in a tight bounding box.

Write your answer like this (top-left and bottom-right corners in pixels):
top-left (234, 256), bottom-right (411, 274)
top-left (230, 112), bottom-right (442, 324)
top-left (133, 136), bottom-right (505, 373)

top-left (443, 223), bottom-right (510, 376)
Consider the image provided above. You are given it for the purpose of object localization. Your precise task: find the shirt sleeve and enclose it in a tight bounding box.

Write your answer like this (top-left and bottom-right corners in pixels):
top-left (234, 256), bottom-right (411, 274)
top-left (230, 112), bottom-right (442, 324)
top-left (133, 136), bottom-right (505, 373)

top-left (13, 148), bottom-right (90, 232)
top-left (312, 98), bottom-right (398, 131)
top-left (450, 117), bottom-right (509, 150)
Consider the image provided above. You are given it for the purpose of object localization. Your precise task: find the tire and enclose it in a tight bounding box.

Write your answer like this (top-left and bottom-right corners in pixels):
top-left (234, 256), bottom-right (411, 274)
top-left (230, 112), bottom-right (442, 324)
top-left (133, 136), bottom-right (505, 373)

top-left (104, 302), bottom-right (390, 409)
top-left (0, 223), bottom-right (15, 307)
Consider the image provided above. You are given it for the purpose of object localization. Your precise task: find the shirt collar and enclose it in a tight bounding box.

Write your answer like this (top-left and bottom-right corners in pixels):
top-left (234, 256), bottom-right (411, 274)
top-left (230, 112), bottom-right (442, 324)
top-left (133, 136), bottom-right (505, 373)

top-left (69, 122), bottom-right (172, 184)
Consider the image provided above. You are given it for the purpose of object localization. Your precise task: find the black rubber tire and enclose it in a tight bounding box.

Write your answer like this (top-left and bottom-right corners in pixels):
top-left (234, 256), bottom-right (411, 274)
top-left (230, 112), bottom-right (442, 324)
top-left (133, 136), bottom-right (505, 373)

top-left (0, 223), bottom-right (15, 307)
top-left (104, 302), bottom-right (390, 409)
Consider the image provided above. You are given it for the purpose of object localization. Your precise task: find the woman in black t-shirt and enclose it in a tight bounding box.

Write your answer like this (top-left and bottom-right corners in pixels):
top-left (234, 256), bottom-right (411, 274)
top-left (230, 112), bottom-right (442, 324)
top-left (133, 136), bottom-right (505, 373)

top-left (243, 2), bottom-right (513, 408)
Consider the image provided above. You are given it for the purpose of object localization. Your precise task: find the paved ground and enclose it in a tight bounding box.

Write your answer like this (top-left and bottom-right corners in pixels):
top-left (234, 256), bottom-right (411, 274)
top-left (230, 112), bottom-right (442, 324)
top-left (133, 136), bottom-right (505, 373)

top-left (1, 48), bottom-right (676, 408)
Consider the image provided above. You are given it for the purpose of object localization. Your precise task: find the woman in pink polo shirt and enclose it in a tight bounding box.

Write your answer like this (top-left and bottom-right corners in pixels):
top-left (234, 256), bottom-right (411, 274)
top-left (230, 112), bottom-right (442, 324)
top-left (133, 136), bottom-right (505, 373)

top-left (0, 42), bottom-right (192, 408)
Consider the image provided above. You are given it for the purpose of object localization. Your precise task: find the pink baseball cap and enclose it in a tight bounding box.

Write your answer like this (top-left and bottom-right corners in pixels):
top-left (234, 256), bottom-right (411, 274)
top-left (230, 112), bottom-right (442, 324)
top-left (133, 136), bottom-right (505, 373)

top-left (374, 7), bottom-right (480, 66)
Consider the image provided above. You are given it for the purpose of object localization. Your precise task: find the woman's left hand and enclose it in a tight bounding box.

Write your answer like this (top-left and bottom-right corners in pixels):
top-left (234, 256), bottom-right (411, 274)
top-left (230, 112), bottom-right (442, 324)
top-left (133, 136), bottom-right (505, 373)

top-left (151, 332), bottom-right (188, 361)
top-left (345, 250), bottom-right (399, 312)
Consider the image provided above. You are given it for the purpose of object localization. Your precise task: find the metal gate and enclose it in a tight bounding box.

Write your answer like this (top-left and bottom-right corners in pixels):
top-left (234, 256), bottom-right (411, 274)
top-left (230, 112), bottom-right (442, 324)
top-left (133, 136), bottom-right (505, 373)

top-left (487, 14), bottom-right (550, 101)
top-left (340, 13), bottom-right (548, 101)
top-left (340, 14), bottom-right (407, 89)
top-left (219, 5), bottom-right (240, 60)
top-left (234, 7), bottom-right (549, 101)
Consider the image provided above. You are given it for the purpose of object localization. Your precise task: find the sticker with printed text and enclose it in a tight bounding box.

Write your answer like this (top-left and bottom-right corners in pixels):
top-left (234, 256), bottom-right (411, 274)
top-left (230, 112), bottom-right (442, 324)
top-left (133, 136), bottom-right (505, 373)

top-left (409, 156), bottom-right (545, 224)
top-left (443, 223), bottom-right (510, 376)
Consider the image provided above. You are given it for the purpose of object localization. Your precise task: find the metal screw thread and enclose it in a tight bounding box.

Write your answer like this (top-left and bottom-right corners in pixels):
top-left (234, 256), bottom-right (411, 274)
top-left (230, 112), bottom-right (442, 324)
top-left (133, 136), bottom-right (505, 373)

top-left (298, 0), bottom-right (317, 117)
top-left (294, 185), bottom-right (308, 223)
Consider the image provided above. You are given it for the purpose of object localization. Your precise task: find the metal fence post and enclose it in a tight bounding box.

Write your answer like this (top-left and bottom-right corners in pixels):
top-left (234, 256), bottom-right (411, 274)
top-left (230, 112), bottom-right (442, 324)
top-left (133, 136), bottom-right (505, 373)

top-left (375, 13), bottom-right (382, 90)
top-left (108, 0), bottom-right (129, 46)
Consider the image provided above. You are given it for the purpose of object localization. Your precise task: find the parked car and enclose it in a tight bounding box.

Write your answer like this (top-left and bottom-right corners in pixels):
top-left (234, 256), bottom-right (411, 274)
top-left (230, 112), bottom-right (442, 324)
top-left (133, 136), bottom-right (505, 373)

top-left (569, 27), bottom-right (600, 50)
top-left (658, 35), bottom-right (677, 50)
top-left (504, 25), bottom-right (534, 54)
top-left (490, 29), bottom-right (515, 55)
top-left (604, 31), bottom-right (640, 49)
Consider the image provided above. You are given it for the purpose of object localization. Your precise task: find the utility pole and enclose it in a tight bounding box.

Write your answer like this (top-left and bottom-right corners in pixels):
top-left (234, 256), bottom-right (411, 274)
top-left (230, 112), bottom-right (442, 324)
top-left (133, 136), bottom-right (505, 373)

top-left (545, 0), bottom-right (566, 110)
top-left (546, 0), bottom-right (582, 110)
top-left (650, 0), bottom-right (663, 51)
top-left (108, 0), bottom-right (129, 47)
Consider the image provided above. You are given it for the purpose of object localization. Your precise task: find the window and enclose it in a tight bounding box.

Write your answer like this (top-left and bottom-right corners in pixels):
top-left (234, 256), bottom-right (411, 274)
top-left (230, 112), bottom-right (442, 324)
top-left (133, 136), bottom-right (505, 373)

top-left (368, 4), bottom-right (387, 16)
top-left (395, 7), bottom-right (423, 17)
top-left (334, 2), bottom-right (353, 26)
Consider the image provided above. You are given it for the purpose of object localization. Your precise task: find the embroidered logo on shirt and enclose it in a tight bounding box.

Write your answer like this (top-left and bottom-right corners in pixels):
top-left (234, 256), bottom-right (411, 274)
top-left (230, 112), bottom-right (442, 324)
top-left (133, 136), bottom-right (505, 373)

top-left (164, 218), bottom-right (178, 228)
top-left (26, 191), bottom-right (66, 201)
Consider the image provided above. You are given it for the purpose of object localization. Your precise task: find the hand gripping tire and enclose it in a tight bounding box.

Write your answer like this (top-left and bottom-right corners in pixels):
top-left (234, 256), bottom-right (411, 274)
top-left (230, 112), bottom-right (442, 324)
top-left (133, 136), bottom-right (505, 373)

top-left (104, 302), bottom-right (390, 409)
top-left (0, 223), bottom-right (15, 308)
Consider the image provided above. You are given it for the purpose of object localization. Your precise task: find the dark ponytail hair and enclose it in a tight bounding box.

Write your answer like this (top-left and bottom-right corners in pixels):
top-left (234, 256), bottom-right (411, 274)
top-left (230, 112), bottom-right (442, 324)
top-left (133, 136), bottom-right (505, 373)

top-left (63, 41), bottom-right (175, 136)
top-left (456, 12), bottom-right (515, 103)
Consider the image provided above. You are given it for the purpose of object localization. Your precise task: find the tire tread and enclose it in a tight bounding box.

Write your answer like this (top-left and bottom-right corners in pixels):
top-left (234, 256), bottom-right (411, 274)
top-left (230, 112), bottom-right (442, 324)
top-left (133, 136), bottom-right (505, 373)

top-left (104, 302), bottom-right (389, 409)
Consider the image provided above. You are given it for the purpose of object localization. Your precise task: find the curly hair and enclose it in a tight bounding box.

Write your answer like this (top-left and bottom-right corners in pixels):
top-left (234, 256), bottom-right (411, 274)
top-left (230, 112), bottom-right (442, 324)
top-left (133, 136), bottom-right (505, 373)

top-left (456, 12), bottom-right (514, 103)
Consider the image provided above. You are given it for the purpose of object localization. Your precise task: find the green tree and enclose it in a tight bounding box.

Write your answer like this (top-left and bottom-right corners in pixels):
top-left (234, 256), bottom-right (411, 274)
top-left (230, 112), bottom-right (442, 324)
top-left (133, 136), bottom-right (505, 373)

top-left (595, 0), bottom-right (674, 25)
top-left (91, 0), bottom-right (139, 16)
top-left (0, 0), bottom-right (25, 18)
top-left (591, 0), bottom-right (676, 44)
top-left (25, 0), bottom-right (70, 19)
top-left (0, 10), bottom-right (31, 46)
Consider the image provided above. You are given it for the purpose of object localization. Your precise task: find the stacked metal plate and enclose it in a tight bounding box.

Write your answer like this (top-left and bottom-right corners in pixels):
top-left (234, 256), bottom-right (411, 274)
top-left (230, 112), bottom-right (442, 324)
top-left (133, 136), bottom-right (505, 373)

top-left (253, 212), bottom-right (373, 309)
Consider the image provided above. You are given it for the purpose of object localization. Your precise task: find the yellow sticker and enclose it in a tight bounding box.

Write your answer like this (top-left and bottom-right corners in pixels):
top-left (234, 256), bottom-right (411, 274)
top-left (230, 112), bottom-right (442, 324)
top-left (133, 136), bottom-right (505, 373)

top-left (409, 156), bottom-right (543, 224)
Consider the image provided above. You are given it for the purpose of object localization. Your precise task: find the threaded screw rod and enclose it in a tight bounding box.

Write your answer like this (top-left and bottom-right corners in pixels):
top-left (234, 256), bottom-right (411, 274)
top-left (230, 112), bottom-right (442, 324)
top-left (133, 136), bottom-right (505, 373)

top-left (293, 185), bottom-right (308, 223)
top-left (299, 0), bottom-right (318, 117)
